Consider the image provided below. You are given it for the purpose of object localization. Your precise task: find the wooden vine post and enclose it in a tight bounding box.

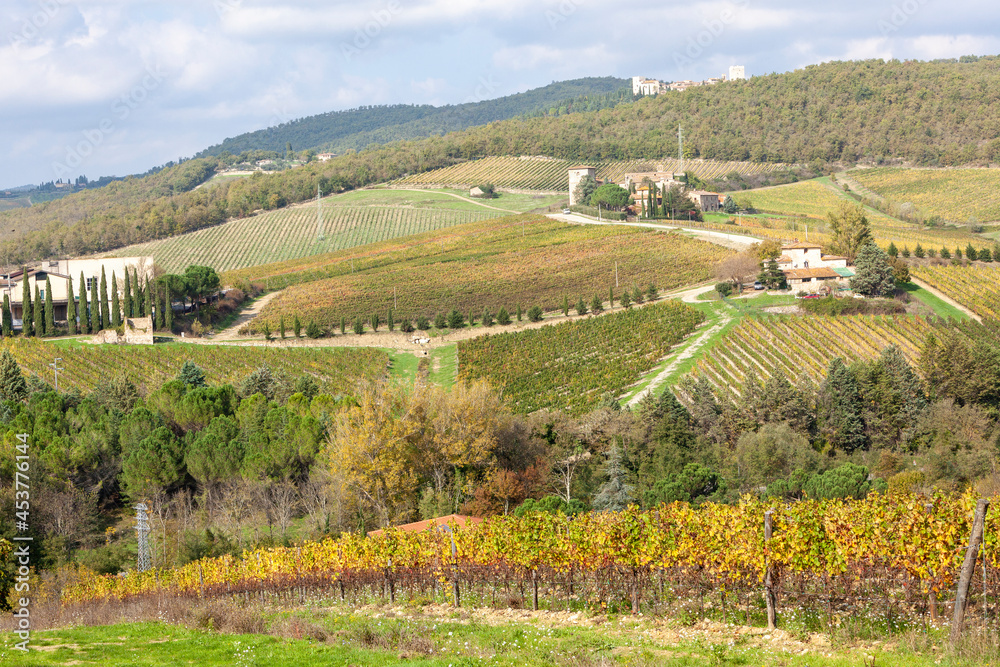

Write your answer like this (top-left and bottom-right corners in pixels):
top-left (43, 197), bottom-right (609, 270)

top-left (764, 510), bottom-right (777, 630)
top-left (950, 499), bottom-right (989, 646)
top-left (926, 503), bottom-right (938, 622)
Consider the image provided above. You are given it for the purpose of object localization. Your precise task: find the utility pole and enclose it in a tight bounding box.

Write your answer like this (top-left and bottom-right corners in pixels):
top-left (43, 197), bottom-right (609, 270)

top-left (48, 357), bottom-right (63, 391)
top-left (135, 503), bottom-right (152, 572)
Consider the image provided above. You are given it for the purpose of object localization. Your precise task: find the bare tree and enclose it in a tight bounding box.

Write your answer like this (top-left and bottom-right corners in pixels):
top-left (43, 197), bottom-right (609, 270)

top-left (715, 251), bottom-right (761, 291)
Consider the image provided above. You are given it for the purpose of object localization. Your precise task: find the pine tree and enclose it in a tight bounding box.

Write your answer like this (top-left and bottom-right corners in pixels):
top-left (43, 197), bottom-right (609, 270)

top-left (619, 290), bottom-right (631, 309)
top-left (592, 445), bottom-right (634, 512)
top-left (99, 267), bottom-right (109, 330)
top-left (90, 276), bottom-right (100, 332)
top-left (44, 277), bottom-right (55, 335)
top-left (22, 269), bottom-right (33, 337)
top-left (79, 272), bottom-right (90, 335)
top-left (591, 294), bottom-right (604, 313)
top-left (0, 350), bottom-right (28, 402)
top-left (177, 360), bottom-right (207, 387)
top-left (820, 358), bottom-right (868, 454)
top-left (123, 269), bottom-right (133, 318)
top-left (575, 297), bottom-right (587, 316)
top-left (33, 284), bottom-right (43, 337)
top-left (2, 294), bottom-right (12, 337)
top-left (887, 242), bottom-right (898, 257)
top-left (111, 272), bottom-right (121, 327)
top-left (66, 275), bottom-right (77, 335)
top-left (850, 243), bottom-right (895, 297)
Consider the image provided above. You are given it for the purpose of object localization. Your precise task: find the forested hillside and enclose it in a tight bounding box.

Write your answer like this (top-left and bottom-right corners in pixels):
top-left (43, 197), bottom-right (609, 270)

top-left (195, 77), bottom-right (631, 157)
top-left (6, 58), bottom-right (1000, 266)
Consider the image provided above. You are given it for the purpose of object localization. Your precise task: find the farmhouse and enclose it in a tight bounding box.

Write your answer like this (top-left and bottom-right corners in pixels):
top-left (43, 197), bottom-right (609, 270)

top-left (687, 190), bottom-right (721, 212)
top-left (775, 242), bottom-right (854, 292)
top-left (3, 257), bottom-right (154, 326)
top-left (568, 165), bottom-right (600, 205)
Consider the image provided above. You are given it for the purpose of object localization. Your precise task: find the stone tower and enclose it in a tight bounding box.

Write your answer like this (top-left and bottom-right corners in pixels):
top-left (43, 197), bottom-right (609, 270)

top-left (568, 165), bottom-right (596, 206)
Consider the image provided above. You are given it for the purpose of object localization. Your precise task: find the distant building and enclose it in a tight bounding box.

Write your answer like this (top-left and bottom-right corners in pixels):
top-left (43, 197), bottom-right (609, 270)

top-left (568, 165), bottom-right (598, 205)
top-left (687, 190), bottom-right (721, 212)
top-left (3, 257), bottom-right (154, 326)
top-left (729, 65), bottom-right (746, 81)
top-left (316, 153), bottom-right (336, 162)
top-left (631, 76), bottom-right (665, 96)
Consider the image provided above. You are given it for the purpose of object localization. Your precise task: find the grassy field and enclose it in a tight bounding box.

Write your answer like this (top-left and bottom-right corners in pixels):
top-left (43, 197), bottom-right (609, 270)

top-left (105, 188), bottom-right (562, 274)
top-left (240, 215), bottom-right (732, 333)
top-left (4, 611), bottom-right (979, 667)
top-left (397, 155), bottom-right (787, 191)
top-left (0, 337), bottom-right (388, 394)
top-left (852, 167), bottom-right (1000, 224)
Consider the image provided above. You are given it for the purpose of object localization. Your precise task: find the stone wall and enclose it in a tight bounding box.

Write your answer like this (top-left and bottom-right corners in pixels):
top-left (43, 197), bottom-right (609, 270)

top-left (93, 316), bottom-right (154, 345)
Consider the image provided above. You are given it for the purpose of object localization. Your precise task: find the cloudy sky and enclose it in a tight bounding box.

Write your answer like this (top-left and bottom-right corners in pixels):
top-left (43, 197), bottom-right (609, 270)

top-left (2, 0), bottom-right (998, 189)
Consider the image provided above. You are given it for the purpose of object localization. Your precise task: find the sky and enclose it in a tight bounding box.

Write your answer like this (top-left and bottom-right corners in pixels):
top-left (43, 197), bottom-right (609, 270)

top-left (1, 0), bottom-right (998, 190)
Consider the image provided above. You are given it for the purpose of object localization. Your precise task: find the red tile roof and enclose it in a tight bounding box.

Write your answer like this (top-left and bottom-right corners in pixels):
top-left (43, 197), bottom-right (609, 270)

top-left (783, 268), bottom-right (841, 280)
top-left (367, 514), bottom-right (483, 537)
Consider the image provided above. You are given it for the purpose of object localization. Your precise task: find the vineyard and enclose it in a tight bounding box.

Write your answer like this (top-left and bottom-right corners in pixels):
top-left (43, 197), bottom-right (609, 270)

top-left (0, 338), bottom-right (388, 394)
top-left (853, 167), bottom-right (1000, 224)
top-left (242, 215), bottom-right (731, 332)
top-left (457, 300), bottom-right (703, 415)
top-left (396, 156), bottom-right (786, 191)
top-left (687, 314), bottom-right (937, 397)
top-left (62, 493), bottom-right (1000, 629)
top-left (106, 204), bottom-right (503, 275)
top-left (715, 179), bottom-right (990, 254)
top-left (911, 263), bottom-right (1000, 320)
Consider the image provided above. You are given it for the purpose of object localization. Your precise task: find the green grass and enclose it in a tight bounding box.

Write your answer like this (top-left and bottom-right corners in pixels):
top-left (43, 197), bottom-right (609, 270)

top-left (2, 613), bottom-right (984, 667)
top-left (386, 349), bottom-right (422, 383)
top-left (900, 281), bottom-right (972, 320)
top-left (428, 343), bottom-right (458, 387)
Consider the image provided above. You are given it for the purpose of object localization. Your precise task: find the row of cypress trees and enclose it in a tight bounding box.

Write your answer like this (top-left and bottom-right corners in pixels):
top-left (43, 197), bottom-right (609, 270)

top-left (0, 266), bottom-right (174, 338)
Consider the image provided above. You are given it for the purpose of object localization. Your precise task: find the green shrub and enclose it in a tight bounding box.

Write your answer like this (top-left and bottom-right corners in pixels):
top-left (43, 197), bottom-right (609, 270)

top-left (715, 281), bottom-right (733, 297)
top-left (447, 310), bottom-right (464, 329)
top-left (496, 308), bottom-right (511, 325)
top-left (434, 312), bottom-right (447, 329)
top-left (482, 309), bottom-right (494, 326)
top-left (306, 320), bottom-right (323, 338)
top-left (527, 305), bottom-right (543, 322)
top-left (352, 317), bottom-right (364, 335)
top-left (575, 297), bottom-right (588, 316)
top-left (416, 315), bottom-right (430, 330)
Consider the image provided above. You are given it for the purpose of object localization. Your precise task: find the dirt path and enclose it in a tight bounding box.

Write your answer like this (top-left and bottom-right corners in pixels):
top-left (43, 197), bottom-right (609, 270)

top-left (546, 213), bottom-right (759, 251)
top-left (210, 292), bottom-right (282, 341)
top-left (910, 277), bottom-right (983, 323)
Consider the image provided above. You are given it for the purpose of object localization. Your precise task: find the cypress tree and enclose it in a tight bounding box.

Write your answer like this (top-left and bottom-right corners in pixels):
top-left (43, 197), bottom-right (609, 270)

top-left (90, 275), bottom-right (100, 332)
top-left (2, 294), bottom-right (12, 337)
top-left (609, 285), bottom-right (614, 308)
top-left (33, 284), bottom-right (43, 336)
top-left (44, 277), bottom-right (55, 335)
top-left (562, 295), bottom-right (569, 316)
top-left (279, 315), bottom-right (286, 339)
top-left (111, 272), bottom-right (121, 327)
top-left (123, 269), bottom-right (133, 318)
top-left (66, 275), bottom-right (77, 335)
top-left (99, 267), bottom-right (109, 330)
top-left (156, 284), bottom-right (166, 329)
top-left (133, 269), bottom-right (143, 315)
top-left (164, 284), bottom-right (173, 333)
top-left (144, 277), bottom-right (153, 318)
top-left (820, 358), bottom-right (868, 454)
top-left (79, 272), bottom-right (90, 335)
top-left (22, 268), bottom-right (33, 337)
